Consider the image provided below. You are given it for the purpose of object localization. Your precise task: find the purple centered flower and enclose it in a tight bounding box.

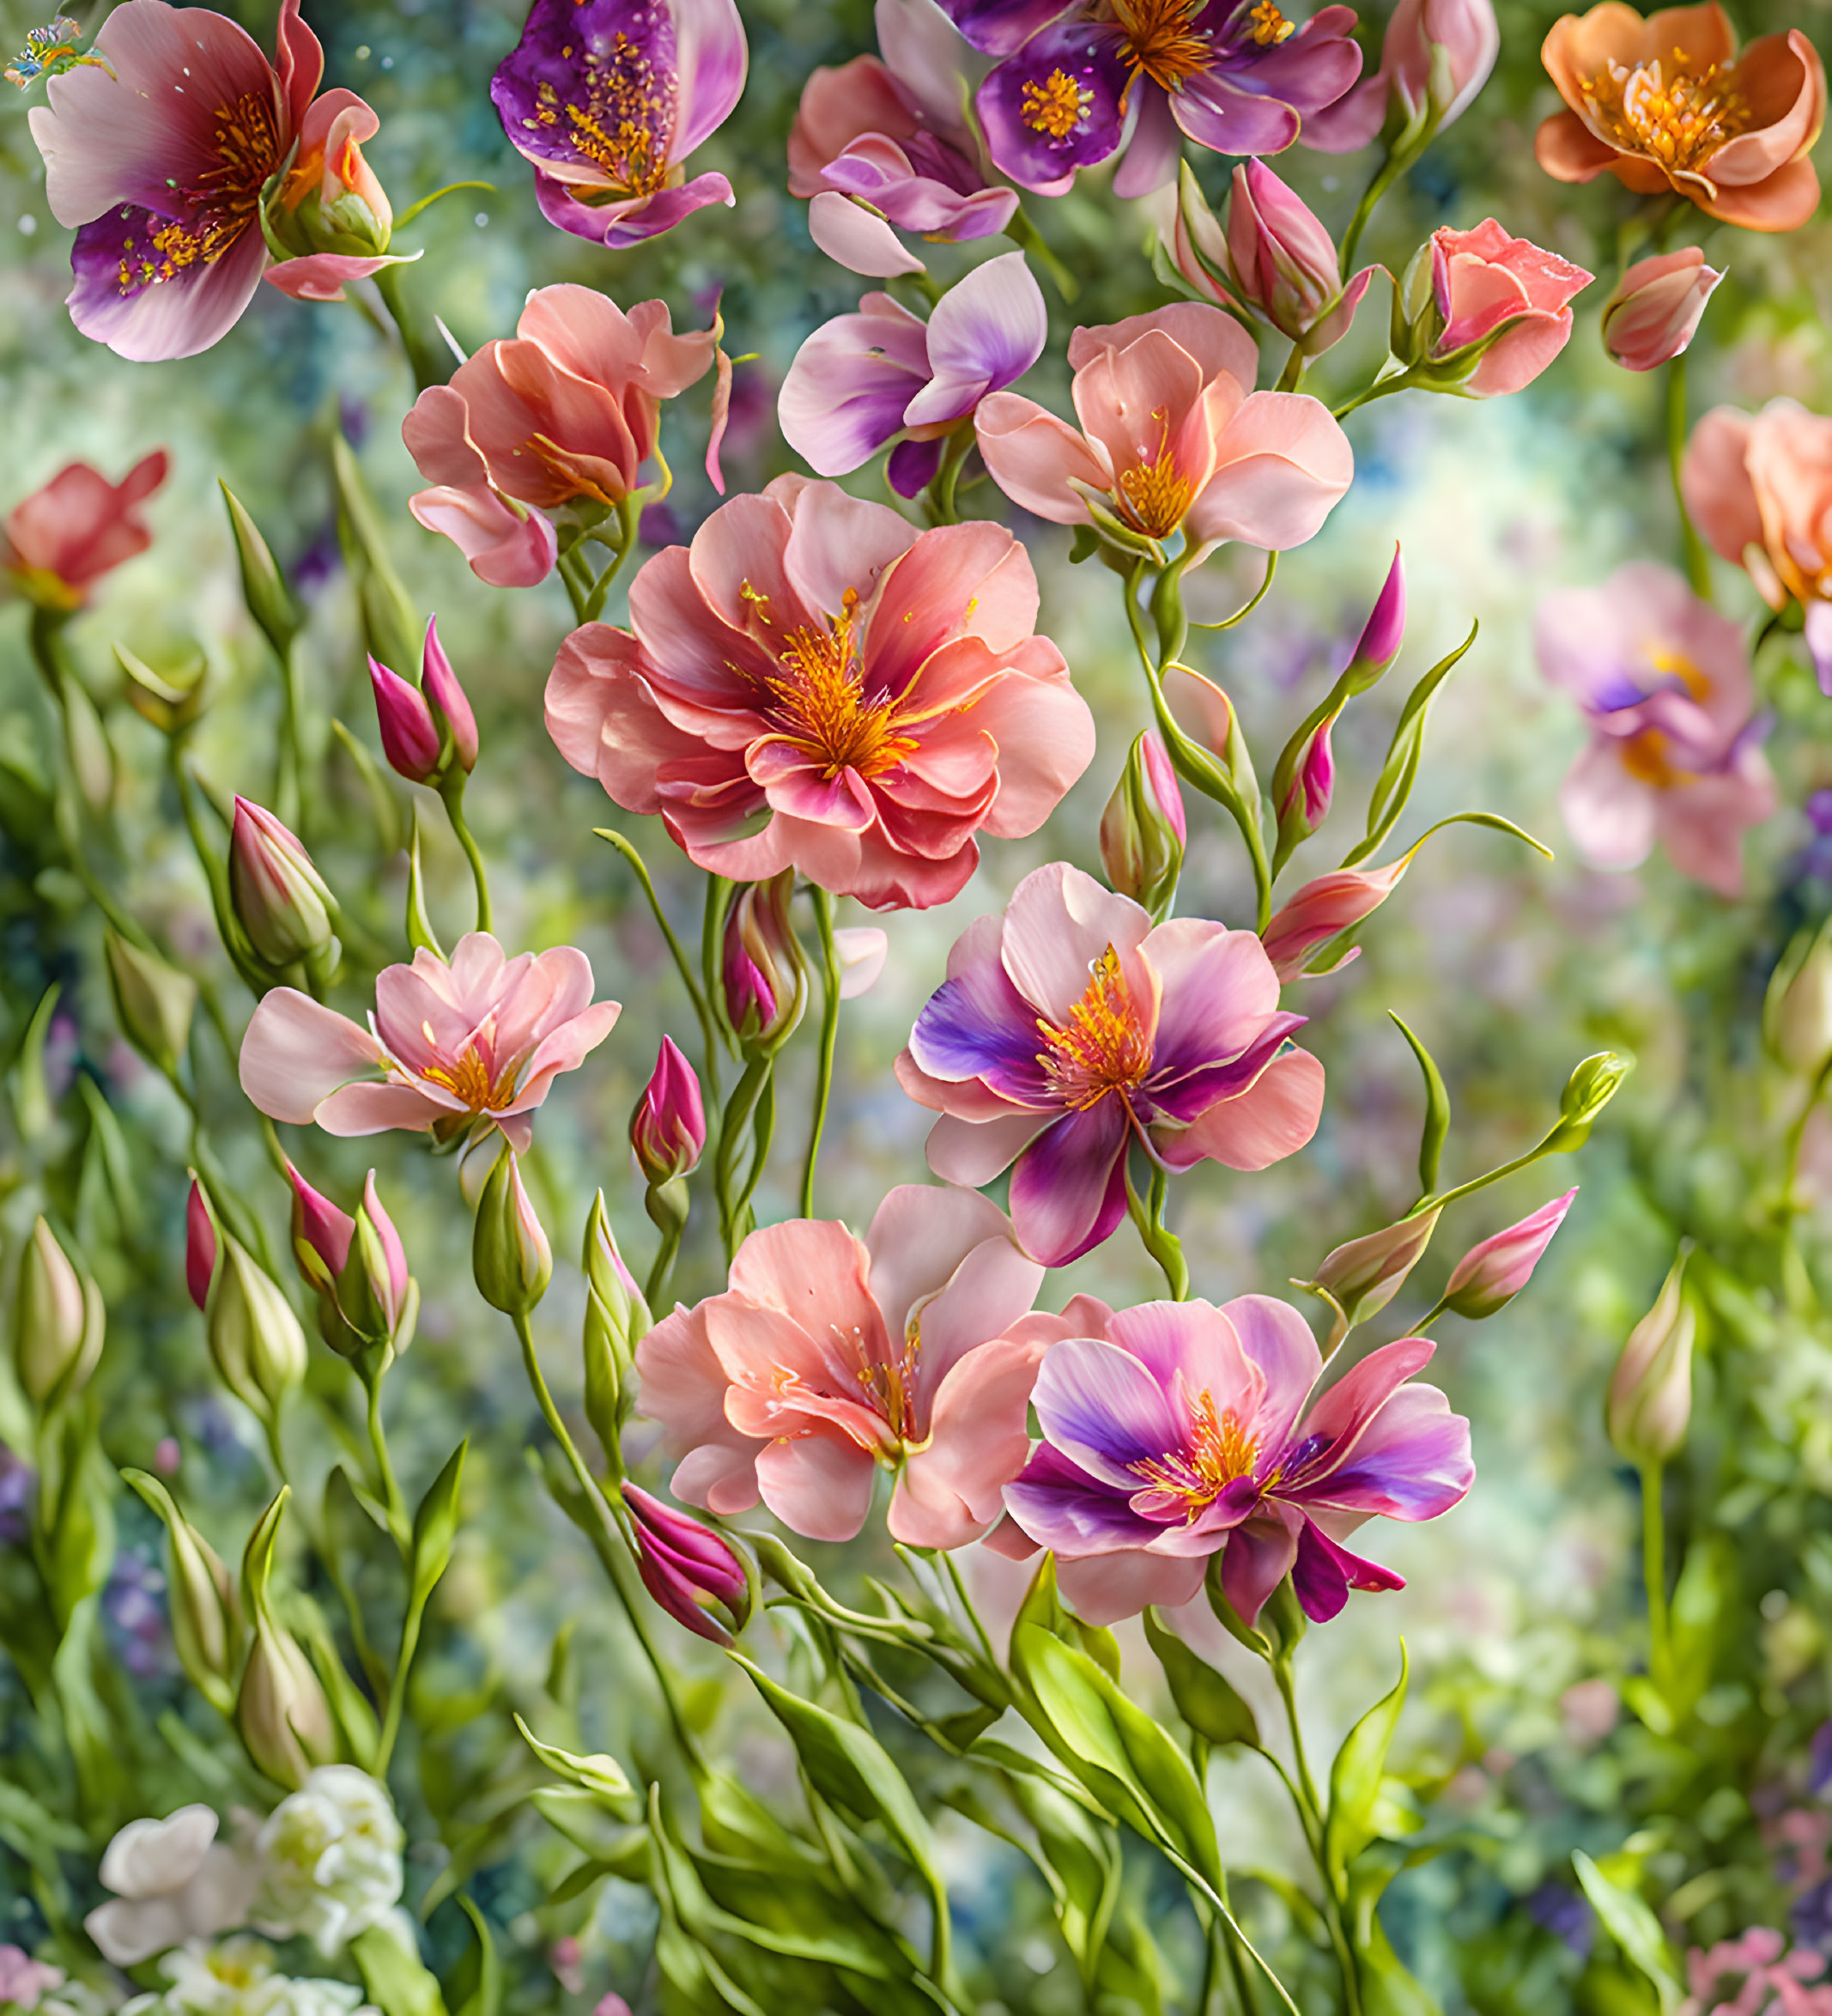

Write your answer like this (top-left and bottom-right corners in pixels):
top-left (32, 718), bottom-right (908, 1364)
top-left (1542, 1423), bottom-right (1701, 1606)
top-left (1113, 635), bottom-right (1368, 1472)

top-left (942, 0), bottom-right (1362, 197)
top-left (990, 1294), bottom-right (1473, 1626)
top-left (490, 0), bottom-right (748, 249)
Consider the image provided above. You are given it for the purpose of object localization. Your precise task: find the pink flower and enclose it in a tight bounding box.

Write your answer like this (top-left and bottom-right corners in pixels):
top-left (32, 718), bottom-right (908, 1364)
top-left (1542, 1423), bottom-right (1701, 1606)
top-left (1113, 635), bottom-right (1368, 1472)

top-left (1537, 561), bottom-right (1776, 896)
top-left (368, 617), bottom-right (479, 786)
top-left (631, 1037), bottom-right (707, 1185)
top-left (634, 1185), bottom-right (1052, 1546)
top-left (896, 863), bottom-right (1325, 1266)
top-left (1306, 0), bottom-right (1500, 151)
top-left (403, 285), bottom-right (722, 587)
top-left (1260, 856), bottom-right (1412, 981)
top-left (623, 1484), bottom-right (751, 1643)
top-left (2, 452), bottom-right (167, 610)
top-left (1427, 220), bottom-right (1592, 396)
top-left (27, 0), bottom-right (379, 360)
top-left (1439, 1187), bottom-right (1576, 1319)
top-left (1203, 160), bottom-right (1376, 356)
top-left (0, 1946), bottom-right (65, 2013)
top-left (975, 303), bottom-right (1352, 555)
top-left (545, 474), bottom-right (1095, 910)
top-left (1601, 249), bottom-right (1724, 371)
top-left (260, 88), bottom-right (404, 301)
top-left (238, 932), bottom-right (621, 1154)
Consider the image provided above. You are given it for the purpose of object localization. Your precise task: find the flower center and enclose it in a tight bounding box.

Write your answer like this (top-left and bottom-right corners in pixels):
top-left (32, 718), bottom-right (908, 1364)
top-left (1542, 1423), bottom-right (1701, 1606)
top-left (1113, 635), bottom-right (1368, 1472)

top-left (1129, 1388), bottom-right (1260, 1517)
top-left (1116, 408), bottom-right (1195, 539)
top-left (1021, 65), bottom-right (1095, 138)
top-left (1647, 644), bottom-right (1710, 699)
top-left (1109, 0), bottom-right (1213, 94)
top-left (415, 1023), bottom-right (521, 1112)
top-left (1036, 946), bottom-right (1154, 1112)
top-left (1581, 52), bottom-right (1750, 179)
top-left (854, 1317), bottom-right (923, 1445)
top-left (1618, 726), bottom-right (1695, 789)
top-left (1246, 0), bottom-right (1296, 43)
top-left (531, 31), bottom-right (673, 195)
top-left (115, 88), bottom-right (280, 295)
top-left (755, 585), bottom-right (919, 781)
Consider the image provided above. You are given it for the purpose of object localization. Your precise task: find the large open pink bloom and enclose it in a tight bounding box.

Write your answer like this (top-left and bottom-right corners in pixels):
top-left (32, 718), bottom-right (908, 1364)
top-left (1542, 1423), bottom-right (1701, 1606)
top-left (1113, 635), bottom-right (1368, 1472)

top-left (976, 303), bottom-right (1351, 555)
top-left (895, 863), bottom-right (1325, 1266)
top-left (3, 452), bottom-right (167, 610)
top-left (990, 1294), bottom-right (1473, 1627)
top-left (545, 475), bottom-right (1095, 909)
top-left (403, 283), bottom-right (721, 589)
top-left (1537, 561), bottom-right (1775, 896)
top-left (27, 0), bottom-right (379, 360)
top-left (239, 932), bottom-right (620, 1154)
top-left (636, 1185), bottom-right (1057, 1546)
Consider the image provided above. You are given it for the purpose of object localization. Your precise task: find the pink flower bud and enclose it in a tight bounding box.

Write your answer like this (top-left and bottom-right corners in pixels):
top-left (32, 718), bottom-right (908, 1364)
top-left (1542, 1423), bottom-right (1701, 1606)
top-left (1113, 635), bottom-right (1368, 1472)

top-left (1280, 718), bottom-right (1335, 829)
top-left (1309, 1208), bottom-right (1441, 1328)
top-left (228, 799), bottom-right (336, 969)
top-left (1226, 161), bottom-right (1374, 355)
top-left (1101, 731), bottom-right (1186, 915)
top-left (1425, 221), bottom-right (1592, 398)
top-left (354, 1171), bottom-right (411, 1336)
top-left (474, 1150), bottom-right (551, 1316)
top-left (185, 1177), bottom-right (218, 1312)
top-left (1261, 857), bottom-right (1411, 981)
top-left (422, 617), bottom-right (479, 774)
top-left (630, 1037), bottom-right (707, 1187)
top-left (286, 1161), bottom-right (355, 1288)
top-left (723, 873), bottom-right (807, 1051)
top-left (368, 653), bottom-right (442, 784)
top-left (624, 1484), bottom-right (751, 1645)
top-left (1601, 250), bottom-right (1724, 373)
top-left (1441, 1187), bottom-right (1576, 1320)
top-left (1348, 546), bottom-right (1406, 679)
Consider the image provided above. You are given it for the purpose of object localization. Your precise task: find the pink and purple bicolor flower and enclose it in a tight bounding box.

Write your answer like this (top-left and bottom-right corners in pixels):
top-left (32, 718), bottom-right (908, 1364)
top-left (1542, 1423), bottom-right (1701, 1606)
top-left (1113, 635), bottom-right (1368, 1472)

top-left (490, 0), bottom-right (747, 248)
top-left (990, 1293), bottom-right (1475, 1627)
top-left (940, 0), bottom-right (1362, 197)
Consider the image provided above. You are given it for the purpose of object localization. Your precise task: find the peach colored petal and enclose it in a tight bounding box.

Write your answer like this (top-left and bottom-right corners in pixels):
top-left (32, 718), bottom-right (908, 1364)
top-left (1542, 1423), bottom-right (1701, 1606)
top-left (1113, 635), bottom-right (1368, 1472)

top-left (891, 1334), bottom-right (1048, 1547)
top-left (1703, 155), bottom-right (1821, 230)
top-left (975, 395), bottom-right (1109, 524)
top-left (1680, 406), bottom-right (1762, 568)
top-left (1533, 109), bottom-right (1623, 182)
top-left (1186, 392), bottom-right (1354, 550)
top-left (1168, 1047), bottom-right (1325, 1169)
top-left (755, 1428), bottom-right (877, 1541)
top-left (239, 990), bottom-right (386, 1122)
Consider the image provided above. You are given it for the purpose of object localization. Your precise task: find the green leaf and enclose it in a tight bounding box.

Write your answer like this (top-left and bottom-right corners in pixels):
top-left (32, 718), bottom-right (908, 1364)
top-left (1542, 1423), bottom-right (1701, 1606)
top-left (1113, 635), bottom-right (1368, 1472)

top-left (1325, 1643), bottom-right (1408, 1879)
top-left (1347, 1855), bottom-right (1442, 2016)
top-left (1389, 1014), bottom-right (1451, 1198)
top-left (406, 810), bottom-right (446, 960)
top-left (331, 719), bottom-right (405, 855)
top-left (352, 1922), bottom-right (449, 2016)
top-left (1142, 1608), bottom-right (1259, 1749)
top-left (331, 434), bottom-right (420, 685)
top-left (11, 981), bottom-right (61, 1144)
top-left (529, 1787), bottom-right (641, 1860)
top-left (446, 1897), bottom-right (500, 2016)
top-left (513, 1715), bottom-right (637, 1813)
top-left (1342, 623), bottom-right (1477, 867)
top-left (220, 483), bottom-right (302, 658)
top-left (410, 1441), bottom-right (467, 1612)
top-left (1572, 1852), bottom-right (1682, 2013)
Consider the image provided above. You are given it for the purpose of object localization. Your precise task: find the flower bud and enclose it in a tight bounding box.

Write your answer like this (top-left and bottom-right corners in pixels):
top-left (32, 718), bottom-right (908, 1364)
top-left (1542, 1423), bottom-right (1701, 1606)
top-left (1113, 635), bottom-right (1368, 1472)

top-left (1767, 924), bottom-right (1832, 1080)
top-left (238, 1490), bottom-right (338, 1788)
top-left (268, 96), bottom-right (393, 261)
top-left (1307, 1208), bottom-right (1441, 1332)
top-left (1345, 546), bottom-right (1405, 687)
top-left (421, 618), bottom-right (478, 775)
top-left (1275, 716), bottom-right (1335, 861)
top-left (630, 1038), bottom-right (706, 1187)
top-left (185, 1178), bottom-right (218, 1312)
top-left (116, 639), bottom-right (208, 735)
top-left (368, 654), bottom-right (441, 785)
top-left (722, 872), bottom-right (807, 1053)
top-left (473, 1150), bottom-right (552, 1316)
top-left (1225, 160), bottom-right (1373, 355)
top-left (220, 484), bottom-right (302, 659)
top-left (581, 1193), bottom-right (649, 1466)
top-left (1601, 250), bottom-right (1723, 373)
top-left (350, 1175), bottom-right (414, 1344)
top-left (229, 798), bottom-right (337, 972)
top-left (207, 1238), bottom-right (307, 1431)
top-left (1440, 1187), bottom-right (1576, 1320)
top-left (1545, 1052), bottom-right (1633, 1151)
top-left (1261, 857), bottom-right (1412, 982)
top-left (1101, 731), bottom-right (1186, 919)
top-left (1167, 161), bottom-right (1243, 313)
top-left (14, 1217), bottom-right (104, 1406)
top-left (125, 1469), bottom-right (241, 1715)
top-left (104, 927), bottom-right (197, 1077)
top-left (1606, 1252), bottom-right (1695, 1466)
top-left (624, 1485), bottom-right (751, 1645)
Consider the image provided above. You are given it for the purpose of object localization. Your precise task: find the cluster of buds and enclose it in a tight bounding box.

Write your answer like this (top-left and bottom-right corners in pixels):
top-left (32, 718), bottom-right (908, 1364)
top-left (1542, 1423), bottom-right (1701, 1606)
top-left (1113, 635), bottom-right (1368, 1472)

top-left (227, 798), bottom-right (339, 991)
top-left (623, 1485), bottom-right (750, 1647)
top-left (286, 1164), bottom-right (418, 1361)
top-left (581, 1192), bottom-right (650, 1475)
top-left (185, 1180), bottom-right (306, 1438)
top-left (1607, 1251), bottom-right (1696, 1466)
top-left (722, 873), bottom-right (807, 1055)
top-left (1100, 732), bottom-right (1186, 920)
top-left (473, 1149), bottom-right (552, 1318)
top-left (14, 1216), bottom-right (104, 1409)
top-left (368, 617), bottom-right (479, 792)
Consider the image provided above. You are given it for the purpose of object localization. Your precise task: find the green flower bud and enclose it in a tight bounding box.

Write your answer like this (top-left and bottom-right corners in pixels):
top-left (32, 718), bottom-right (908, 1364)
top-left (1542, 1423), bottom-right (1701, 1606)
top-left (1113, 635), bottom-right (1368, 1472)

top-left (207, 1238), bottom-right (307, 1432)
top-left (1606, 1252), bottom-right (1695, 1466)
top-left (125, 1470), bottom-right (242, 1716)
top-left (104, 928), bottom-right (197, 1077)
top-left (115, 641), bottom-right (208, 735)
top-left (1544, 1051), bottom-right (1633, 1151)
top-left (580, 1191), bottom-right (650, 1472)
top-left (1767, 923), bottom-right (1832, 1081)
top-left (14, 1217), bottom-right (104, 1406)
top-left (238, 1490), bottom-right (338, 1788)
top-left (473, 1150), bottom-right (552, 1317)
top-left (1100, 731), bottom-right (1186, 920)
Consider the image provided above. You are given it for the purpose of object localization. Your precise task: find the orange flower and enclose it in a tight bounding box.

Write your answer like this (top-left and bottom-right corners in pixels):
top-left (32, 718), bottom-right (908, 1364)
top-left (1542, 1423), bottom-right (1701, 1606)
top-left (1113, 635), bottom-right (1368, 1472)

top-left (1535, 2), bottom-right (1825, 232)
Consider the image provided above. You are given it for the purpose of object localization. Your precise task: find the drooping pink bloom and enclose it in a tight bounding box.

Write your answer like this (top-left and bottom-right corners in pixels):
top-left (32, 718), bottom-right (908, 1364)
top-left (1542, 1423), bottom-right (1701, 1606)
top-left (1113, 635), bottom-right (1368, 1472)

top-left (788, 0), bottom-right (1018, 271)
top-left (1425, 220), bottom-right (1592, 396)
top-left (1601, 248), bottom-right (1723, 372)
top-left (631, 1037), bottom-right (707, 1185)
top-left (623, 1485), bottom-right (751, 1643)
top-left (990, 1294), bottom-right (1473, 1627)
top-left (779, 253), bottom-right (1047, 498)
top-left (1536, 561), bottom-right (1776, 896)
top-left (1305, 0), bottom-right (1499, 150)
top-left (1440, 1187), bottom-right (1575, 1320)
top-left (895, 863), bottom-right (1325, 1266)
top-left (27, 0), bottom-right (382, 359)
top-left (185, 1178), bottom-right (217, 1311)
top-left (403, 286), bottom-right (723, 589)
top-left (976, 303), bottom-right (1352, 555)
top-left (489, 0), bottom-right (747, 248)
top-left (2, 452), bottom-right (167, 610)
top-left (1260, 857), bottom-right (1410, 981)
top-left (635, 1185), bottom-right (1053, 1545)
top-left (238, 932), bottom-right (621, 1153)
top-left (545, 475), bottom-right (1095, 910)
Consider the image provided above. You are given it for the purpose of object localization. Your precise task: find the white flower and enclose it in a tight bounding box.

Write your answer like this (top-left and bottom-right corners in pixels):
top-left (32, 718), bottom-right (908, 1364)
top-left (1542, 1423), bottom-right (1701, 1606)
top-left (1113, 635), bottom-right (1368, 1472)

top-left (252, 1770), bottom-right (403, 1958)
top-left (121, 1941), bottom-right (373, 2016)
top-left (85, 1810), bottom-right (258, 1968)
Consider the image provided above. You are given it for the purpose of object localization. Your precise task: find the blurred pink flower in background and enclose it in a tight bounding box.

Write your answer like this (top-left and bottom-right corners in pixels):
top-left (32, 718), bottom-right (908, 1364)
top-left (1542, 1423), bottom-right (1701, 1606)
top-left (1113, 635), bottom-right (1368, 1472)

top-left (1307, 0), bottom-right (1498, 150)
top-left (2, 452), bottom-right (167, 610)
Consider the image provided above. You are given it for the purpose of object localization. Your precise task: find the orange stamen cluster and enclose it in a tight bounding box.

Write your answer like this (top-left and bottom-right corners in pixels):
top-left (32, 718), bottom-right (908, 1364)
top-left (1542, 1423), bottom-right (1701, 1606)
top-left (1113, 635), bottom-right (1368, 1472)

top-left (756, 586), bottom-right (920, 782)
top-left (1247, 1), bottom-right (1296, 45)
top-left (527, 30), bottom-right (672, 194)
top-left (416, 1021), bottom-right (521, 1112)
top-left (1116, 409), bottom-right (1194, 538)
top-left (1130, 1388), bottom-right (1261, 1516)
top-left (1021, 65), bottom-right (1095, 137)
top-left (1581, 48), bottom-right (1750, 179)
top-left (1111, 0), bottom-right (1213, 94)
top-left (857, 1319), bottom-right (924, 1443)
top-left (1036, 947), bottom-right (1153, 1112)
top-left (116, 88), bottom-right (279, 295)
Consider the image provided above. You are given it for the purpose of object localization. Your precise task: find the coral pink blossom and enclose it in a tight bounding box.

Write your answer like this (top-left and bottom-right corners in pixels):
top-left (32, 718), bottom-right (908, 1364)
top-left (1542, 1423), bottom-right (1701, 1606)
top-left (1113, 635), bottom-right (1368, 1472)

top-left (260, 88), bottom-right (402, 302)
top-left (635, 1185), bottom-right (1055, 1546)
top-left (2, 452), bottom-right (167, 610)
top-left (403, 284), bottom-right (723, 587)
top-left (1306, 0), bottom-right (1499, 149)
top-left (896, 864), bottom-right (1325, 1266)
top-left (1601, 248), bottom-right (1723, 372)
top-left (545, 474), bottom-right (1095, 909)
top-left (1537, 561), bottom-right (1775, 896)
top-left (238, 932), bottom-right (620, 1154)
top-left (27, 0), bottom-right (376, 359)
top-left (1429, 220), bottom-right (1592, 397)
top-left (1260, 857), bottom-right (1412, 981)
top-left (975, 303), bottom-right (1352, 555)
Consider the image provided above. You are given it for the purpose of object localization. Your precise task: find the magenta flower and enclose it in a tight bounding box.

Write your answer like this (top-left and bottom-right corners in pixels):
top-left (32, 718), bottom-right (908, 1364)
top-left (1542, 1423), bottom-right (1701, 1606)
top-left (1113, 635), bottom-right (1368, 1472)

top-left (1439, 1187), bottom-right (1575, 1320)
top-left (368, 618), bottom-right (479, 787)
top-left (624, 1485), bottom-right (751, 1644)
top-left (635, 1185), bottom-right (1052, 1545)
top-left (992, 1294), bottom-right (1473, 1627)
top-left (944, 0), bottom-right (1362, 198)
top-left (1536, 561), bottom-right (1776, 897)
top-left (780, 253), bottom-right (1048, 498)
top-left (895, 863), bottom-right (1325, 1266)
top-left (490, 0), bottom-right (747, 248)
top-left (631, 1037), bottom-right (707, 1184)
top-left (238, 932), bottom-right (621, 1153)
top-left (185, 1177), bottom-right (216, 1312)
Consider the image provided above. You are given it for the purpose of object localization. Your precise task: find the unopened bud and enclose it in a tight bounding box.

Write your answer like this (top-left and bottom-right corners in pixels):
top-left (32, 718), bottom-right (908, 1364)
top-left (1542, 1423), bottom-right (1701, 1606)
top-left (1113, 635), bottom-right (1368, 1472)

top-left (116, 641), bottom-right (207, 735)
top-left (1348, 546), bottom-right (1406, 685)
top-left (125, 1470), bottom-right (241, 1715)
top-left (229, 798), bottom-right (337, 973)
top-left (1261, 856), bottom-right (1411, 982)
top-left (368, 654), bottom-right (441, 784)
top-left (1275, 716), bottom-right (1336, 862)
top-left (581, 1193), bottom-right (649, 1471)
top-left (630, 1038), bottom-right (706, 1187)
top-left (220, 484), bottom-right (302, 659)
top-left (105, 928), bottom-right (197, 1077)
top-left (1307, 1208), bottom-right (1441, 1331)
top-left (624, 1485), bottom-right (751, 1645)
top-left (1601, 250), bottom-right (1722, 373)
top-left (237, 1489), bottom-right (338, 1787)
top-left (421, 618), bottom-right (478, 774)
top-left (15, 1217), bottom-right (104, 1406)
top-left (1546, 1052), bottom-right (1633, 1151)
top-left (722, 872), bottom-right (807, 1053)
top-left (1440, 1187), bottom-right (1576, 1320)
top-left (1225, 159), bottom-right (1371, 356)
top-left (207, 1238), bottom-right (307, 1430)
top-left (1767, 924), bottom-right (1832, 1081)
top-left (473, 1150), bottom-right (551, 1316)
top-left (185, 1178), bottom-right (218, 1312)
top-left (1101, 732), bottom-right (1186, 918)
top-left (1606, 1252), bottom-right (1695, 1466)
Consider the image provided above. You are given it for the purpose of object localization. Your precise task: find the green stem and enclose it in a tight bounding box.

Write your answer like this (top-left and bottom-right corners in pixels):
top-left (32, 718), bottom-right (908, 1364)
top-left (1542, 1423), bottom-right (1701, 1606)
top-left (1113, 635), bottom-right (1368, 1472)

top-left (598, 827), bottom-right (720, 1106)
top-left (800, 888), bottom-right (842, 1217)
top-left (557, 544), bottom-right (594, 625)
top-left (1188, 550), bottom-right (1279, 632)
top-left (1002, 203), bottom-right (1077, 300)
top-left (372, 1564), bottom-right (434, 1776)
top-left (715, 1055), bottom-right (772, 1256)
top-left (1667, 354), bottom-right (1712, 600)
top-left (275, 639), bottom-right (304, 833)
top-left (1124, 1157), bottom-right (1189, 1299)
top-left (373, 260), bottom-right (450, 395)
top-left (1338, 145), bottom-right (1406, 274)
top-left (581, 501), bottom-right (638, 622)
top-left (1332, 366), bottom-right (1419, 421)
top-left (1641, 1460), bottom-right (1671, 1697)
top-left (924, 428), bottom-right (976, 528)
top-left (1274, 343), bottom-right (1307, 394)
top-left (1271, 1658), bottom-right (1363, 2016)
top-left (643, 1217), bottom-right (683, 1308)
top-left (439, 774), bottom-right (491, 933)
top-left (361, 1355), bottom-right (412, 1559)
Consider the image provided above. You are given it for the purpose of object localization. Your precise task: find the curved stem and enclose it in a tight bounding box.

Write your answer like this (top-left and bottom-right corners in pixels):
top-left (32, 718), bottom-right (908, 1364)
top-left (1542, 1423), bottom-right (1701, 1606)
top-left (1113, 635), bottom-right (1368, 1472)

top-left (1338, 147), bottom-right (1403, 274)
top-left (1274, 343), bottom-right (1307, 394)
top-left (924, 428), bottom-right (975, 528)
top-left (557, 544), bottom-right (594, 624)
top-left (373, 260), bottom-right (450, 395)
top-left (800, 888), bottom-right (842, 1217)
top-left (1125, 1153), bottom-right (1189, 1299)
top-left (1332, 366), bottom-right (1418, 421)
top-left (1003, 203), bottom-right (1077, 301)
top-left (714, 1055), bottom-right (772, 1257)
top-left (598, 827), bottom-right (720, 1105)
top-left (1666, 354), bottom-right (1712, 600)
top-left (439, 774), bottom-right (491, 933)
top-left (1189, 550), bottom-right (1279, 632)
top-left (1271, 1658), bottom-right (1363, 2016)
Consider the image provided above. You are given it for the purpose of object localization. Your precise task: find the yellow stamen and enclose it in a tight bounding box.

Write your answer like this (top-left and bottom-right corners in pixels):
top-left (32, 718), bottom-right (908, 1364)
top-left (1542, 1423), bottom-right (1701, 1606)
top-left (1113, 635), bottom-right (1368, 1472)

top-left (1035, 946), bottom-right (1153, 1112)
top-left (1247, 0), bottom-right (1295, 43)
top-left (1580, 48), bottom-right (1749, 182)
top-left (1130, 1388), bottom-right (1260, 1517)
top-left (1110, 0), bottom-right (1213, 93)
top-left (1021, 66), bottom-right (1093, 138)
top-left (761, 586), bottom-right (920, 781)
top-left (1115, 407), bottom-right (1194, 539)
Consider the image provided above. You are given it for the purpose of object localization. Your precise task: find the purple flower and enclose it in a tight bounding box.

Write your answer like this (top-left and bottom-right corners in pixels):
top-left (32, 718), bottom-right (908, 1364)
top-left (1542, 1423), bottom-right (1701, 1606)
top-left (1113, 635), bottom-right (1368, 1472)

top-left (945, 0), bottom-right (1363, 197)
top-left (490, 0), bottom-right (748, 248)
top-left (992, 1294), bottom-right (1473, 1625)
top-left (780, 253), bottom-right (1047, 497)
top-left (1526, 1884), bottom-right (1594, 1957)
